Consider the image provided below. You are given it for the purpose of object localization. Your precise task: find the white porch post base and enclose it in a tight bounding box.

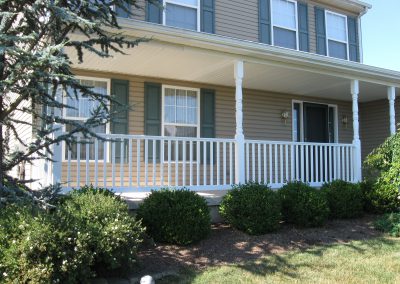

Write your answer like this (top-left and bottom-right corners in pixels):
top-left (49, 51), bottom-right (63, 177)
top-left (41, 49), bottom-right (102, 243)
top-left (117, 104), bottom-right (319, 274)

top-left (351, 80), bottom-right (362, 182)
top-left (388, 86), bottom-right (396, 135)
top-left (234, 60), bottom-right (246, 184)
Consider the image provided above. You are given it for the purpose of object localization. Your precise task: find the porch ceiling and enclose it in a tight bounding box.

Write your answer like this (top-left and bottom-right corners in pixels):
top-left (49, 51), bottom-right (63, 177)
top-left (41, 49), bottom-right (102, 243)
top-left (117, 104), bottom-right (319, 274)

top-left (68, 34), bottom-right (395, 103)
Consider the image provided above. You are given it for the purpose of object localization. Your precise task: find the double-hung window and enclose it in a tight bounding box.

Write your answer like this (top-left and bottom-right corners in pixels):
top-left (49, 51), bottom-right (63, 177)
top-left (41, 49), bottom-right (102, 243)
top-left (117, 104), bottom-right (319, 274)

top-left (162, 86), bottom-right (200, 161)
top-left (271, 0), bottom-right (298, 50)
top-left (63, 78), bottom-right (110, 161)
top-left (326, 11), bottom-right (348, 60)
top-left (164, 0), bottom-right (200, 31)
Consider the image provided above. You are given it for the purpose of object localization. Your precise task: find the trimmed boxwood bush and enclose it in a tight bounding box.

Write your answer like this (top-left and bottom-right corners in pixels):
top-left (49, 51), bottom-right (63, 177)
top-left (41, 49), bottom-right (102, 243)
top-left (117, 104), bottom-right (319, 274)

top-left (279, 181), bottom-right (329, 227)
top-left (374, 213), bottom-right (400, 237)
top-left (321, 180), bottom-right (363, 219)
top-left (0, 186), bottom-right (144, 283)
top-left (137, 189), bottom-right (211, 245)
top-left (219, 183), bottom-right (282, 235)
top-left (360, 180), bottom-right (400, 214)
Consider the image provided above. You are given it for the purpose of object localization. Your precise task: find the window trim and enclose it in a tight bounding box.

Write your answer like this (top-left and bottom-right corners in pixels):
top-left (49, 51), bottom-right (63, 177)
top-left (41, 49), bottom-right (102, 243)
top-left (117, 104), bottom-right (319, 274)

top-left (292, 100), bottom-right (338, 143)
top-left (162, 0), bottom-right (201, 32)
top-left (271, 0), bottom-right (299, 50)
top-left (62, 76), bottom-right (111, 162)
top-left (325, 10), bottom-right (349, 60)
top-left (161, 84), bottom-right (201, 138)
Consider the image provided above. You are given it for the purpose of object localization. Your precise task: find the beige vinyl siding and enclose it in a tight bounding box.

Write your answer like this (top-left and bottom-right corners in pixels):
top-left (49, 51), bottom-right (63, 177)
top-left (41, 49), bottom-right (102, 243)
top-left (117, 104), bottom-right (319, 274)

top-left (215, 0), bottom-right (259, 42)
top-left (360, 99), bottom-right (400, 160)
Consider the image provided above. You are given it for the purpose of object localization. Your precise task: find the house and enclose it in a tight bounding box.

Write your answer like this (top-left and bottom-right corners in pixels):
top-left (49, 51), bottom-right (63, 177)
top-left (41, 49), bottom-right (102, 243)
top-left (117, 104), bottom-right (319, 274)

top-left (30, 0), bottom-right (400, 192)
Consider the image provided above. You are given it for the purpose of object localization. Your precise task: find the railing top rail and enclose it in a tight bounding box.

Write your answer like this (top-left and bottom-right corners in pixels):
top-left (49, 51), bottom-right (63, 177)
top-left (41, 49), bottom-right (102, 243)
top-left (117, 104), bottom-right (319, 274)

top-left (244, 139), bottom-right (354, 147)
top-left (61, 133), bottom-right (236, 143)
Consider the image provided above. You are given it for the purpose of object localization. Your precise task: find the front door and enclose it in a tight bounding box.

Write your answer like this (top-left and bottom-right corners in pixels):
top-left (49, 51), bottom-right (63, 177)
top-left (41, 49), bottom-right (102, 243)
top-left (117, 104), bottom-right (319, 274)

top-left (303, 103), bottom-right (329, 143)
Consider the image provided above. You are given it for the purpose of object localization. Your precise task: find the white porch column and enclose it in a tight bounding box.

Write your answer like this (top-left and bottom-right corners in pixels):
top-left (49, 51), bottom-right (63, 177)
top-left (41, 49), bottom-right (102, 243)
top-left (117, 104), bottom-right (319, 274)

top-left (234, 60), bottom-right (246, 184)
top-left (51, 124), bottom-right (63, 186)
top-left (351, 80), bottom-right (362, 182)
top-left (388, 86), bottom-right (396, 135)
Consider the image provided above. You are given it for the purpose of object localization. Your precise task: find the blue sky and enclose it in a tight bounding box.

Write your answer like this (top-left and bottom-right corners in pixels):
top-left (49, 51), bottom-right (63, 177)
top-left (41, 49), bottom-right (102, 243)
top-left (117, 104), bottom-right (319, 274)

top-left (362, 0), bottom-right (400, 71)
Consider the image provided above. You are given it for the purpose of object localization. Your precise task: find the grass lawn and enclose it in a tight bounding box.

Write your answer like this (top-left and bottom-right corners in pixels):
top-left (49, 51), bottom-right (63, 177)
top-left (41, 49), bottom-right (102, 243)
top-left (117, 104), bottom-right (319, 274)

top-left (159, 237), bottom-right (400, 284)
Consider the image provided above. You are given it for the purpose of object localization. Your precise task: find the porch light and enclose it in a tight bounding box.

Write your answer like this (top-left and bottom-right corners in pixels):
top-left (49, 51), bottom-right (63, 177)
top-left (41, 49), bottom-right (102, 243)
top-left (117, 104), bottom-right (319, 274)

top-left (281, 111), bottom-right (289, 124)
top-left (342, 115), bottom-right (349, 127)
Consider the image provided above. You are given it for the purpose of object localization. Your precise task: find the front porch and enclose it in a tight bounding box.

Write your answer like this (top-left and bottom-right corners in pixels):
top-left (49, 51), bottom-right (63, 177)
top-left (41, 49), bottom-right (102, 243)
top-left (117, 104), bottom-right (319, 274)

top-left (47, 24), bottom-right (400, 192)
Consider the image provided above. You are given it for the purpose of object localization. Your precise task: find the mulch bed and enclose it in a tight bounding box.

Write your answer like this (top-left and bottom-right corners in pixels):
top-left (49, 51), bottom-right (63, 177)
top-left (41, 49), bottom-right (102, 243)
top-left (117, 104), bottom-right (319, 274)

top-left (133, 215), bottom-right (381, 276)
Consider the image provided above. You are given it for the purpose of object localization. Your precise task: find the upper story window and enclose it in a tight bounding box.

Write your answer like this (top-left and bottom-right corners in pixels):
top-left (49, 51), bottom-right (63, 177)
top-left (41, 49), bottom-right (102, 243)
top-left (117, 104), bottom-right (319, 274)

top-left (326, 11), bottom-right (348, 60)
top-left (271, 0), bottom-right (298, 50)
top-left (163, 0), bottom-right (200, 31)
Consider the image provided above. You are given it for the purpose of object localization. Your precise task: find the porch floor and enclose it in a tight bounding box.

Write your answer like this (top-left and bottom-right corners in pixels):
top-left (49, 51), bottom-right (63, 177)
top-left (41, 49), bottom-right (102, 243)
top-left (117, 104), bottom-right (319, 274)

top-left (119, 190), bottom-right (229, 210)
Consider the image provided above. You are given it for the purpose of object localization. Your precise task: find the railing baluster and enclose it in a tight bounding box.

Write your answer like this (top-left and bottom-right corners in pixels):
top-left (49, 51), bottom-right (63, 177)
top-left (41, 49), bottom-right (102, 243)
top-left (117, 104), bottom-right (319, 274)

top-left (152, 139), bottom-right (156, 186)
top-left (103, 140), bottom-right (107, 187)
top-left (67, 144), bottom-right (71, 188)
top-left (300, 144), bottom-right (304, 183)
top-left (129, 139), bottom-right (133, 187)
top-left (252, 143), bottom-right (255, 182)
top-left (94, 139), bottom-right (98, 187)
top-left (264, 144), bottom-right (267, 184)
top-left (217, 141), bottom-right (220, 186)
top-left (223, 142), bottom-right (227, 185)
top-left (160, 139), bottom-right (164, 187)
top-left (341, 146), bottom-right (345, 180)
top-left (305, 145), bottom-right (309, 183)
top-left (274, 144), bottom-right (278, 184)
top-left (310, 145), bottom-right (314, 183)
top-left (112, 141), bottom-right (116, 188)
top-left (350, 146), bottom-right (354, 182)
top-left (203, 141), bottom-right (207, 186)
top-left (77, 137), bottom-right (81, 187)
top-left (137, 139), bottom-right (141, 187)
top-left (258, 144), bottom-right (261, 183)
top-left (144, 139), bottom-right (148, 187)
top-left (346, 146), bottom-right (350, 181)
top-left (327, 145), bottom-right (330, 182)
top-left (190, 141), bottom-right (193, 187)
top-left (229, 142), bottom-right (233, 185)
top-left (246, 142), bottom-right (250, 182)
top-left (285, 144), bottom-right (289, 183)
top-left (280, 144), bottom-right (283, 184)
top-left (85, 142), bottom-right (89, 185)
top-left (269, 144), bottom-right (273, 184)
top-left (290, 144), bottom-right (294, 182)
top-left (167, 140), bottom-right (171, 186)
top-left (295, 145), bottom-right (299, 180)
top-left (120, 138), bottom-right (125, 187)
top-left (183, 141), bottom-right (186, 187)
top-left (197, 141), bottom-right (200, 186)
top-left (210, 141), bottom-right (214, 185)
top-left (175, 140), bottom-right (179, 186)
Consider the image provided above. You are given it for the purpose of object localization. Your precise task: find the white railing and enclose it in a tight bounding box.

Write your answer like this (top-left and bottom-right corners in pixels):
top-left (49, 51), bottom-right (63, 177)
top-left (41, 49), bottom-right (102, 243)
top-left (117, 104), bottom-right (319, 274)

top-left (56, 134), bottom-right (357, 192)
top-left (244, 140), bottom-right (356, 188)
top-left (61, 134), bottom-right (236, 192)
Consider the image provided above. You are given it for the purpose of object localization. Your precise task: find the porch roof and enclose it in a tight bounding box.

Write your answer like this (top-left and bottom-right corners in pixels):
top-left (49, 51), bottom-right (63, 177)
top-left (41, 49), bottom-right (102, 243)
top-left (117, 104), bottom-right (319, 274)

top-left (68, 20), bottom-right (400, 102)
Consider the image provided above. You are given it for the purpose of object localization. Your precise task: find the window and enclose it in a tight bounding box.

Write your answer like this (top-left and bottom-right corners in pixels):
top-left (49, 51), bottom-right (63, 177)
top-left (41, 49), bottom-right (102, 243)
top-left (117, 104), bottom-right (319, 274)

top-left (162, 86), bottom-right (200, 161)
top-left (272, 0), bottom-right (298, 49)
top-left (326, 11), bottom-right (348, 60)
top-left (164, 0), bottom-right (200, 31)
top-left (63, 78), bottom-right (110, 160)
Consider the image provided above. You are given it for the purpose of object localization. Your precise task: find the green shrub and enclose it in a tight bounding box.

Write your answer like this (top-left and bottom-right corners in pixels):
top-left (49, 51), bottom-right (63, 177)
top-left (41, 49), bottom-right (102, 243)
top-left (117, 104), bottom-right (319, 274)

top-left (361, 180), bottom-right (400, 214)
top-left (219, 183), bottom-right (281, 235)
top-left (0, 186), bottom-right (144, 283)
top-left (321, 180), bottom-right (363, 219)
top-left (137, 189), bottom-right (211, 245)
top-left (279, 181), bottom-right (329, 227)
top-left (374, 213), bottom-right (400, 237)
top-left (363, 133), bottom-right (400, 213)
top-left (59, 186), bottom-right (144, 276)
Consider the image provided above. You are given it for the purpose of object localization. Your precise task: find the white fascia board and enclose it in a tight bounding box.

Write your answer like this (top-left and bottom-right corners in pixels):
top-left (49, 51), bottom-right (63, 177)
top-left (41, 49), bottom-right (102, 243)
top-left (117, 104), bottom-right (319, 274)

top-left (112, 19), bottom-right (400, 87)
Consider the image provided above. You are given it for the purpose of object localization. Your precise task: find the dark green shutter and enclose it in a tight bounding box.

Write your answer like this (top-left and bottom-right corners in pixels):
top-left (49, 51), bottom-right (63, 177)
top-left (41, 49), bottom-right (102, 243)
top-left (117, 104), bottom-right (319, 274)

top-left (115, 2), bottom-right (130, 18)
top-left (259, 0), bottom-right (271, 44)
top-left (315, 7), bottom-right (327, 55)
top-left (201, 89), bottom-right (215, 164)
top-left (298, 3), bottom-right (309, 52)
top-left (146, 0), bottom-right (162, 24)
top-left (144, 83), bottom-right (162, 160)
top-left (201, 0), bottom-right (215, 33)
top-left (111, 79), bottom-right (129, 162)
top-left (347, 16), bottom-right (360, 62)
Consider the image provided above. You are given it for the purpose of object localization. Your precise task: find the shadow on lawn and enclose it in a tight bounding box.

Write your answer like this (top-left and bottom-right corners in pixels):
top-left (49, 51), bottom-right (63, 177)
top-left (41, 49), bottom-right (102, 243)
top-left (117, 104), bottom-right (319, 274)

top-left (133, 215), bottom-right (387, 280)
